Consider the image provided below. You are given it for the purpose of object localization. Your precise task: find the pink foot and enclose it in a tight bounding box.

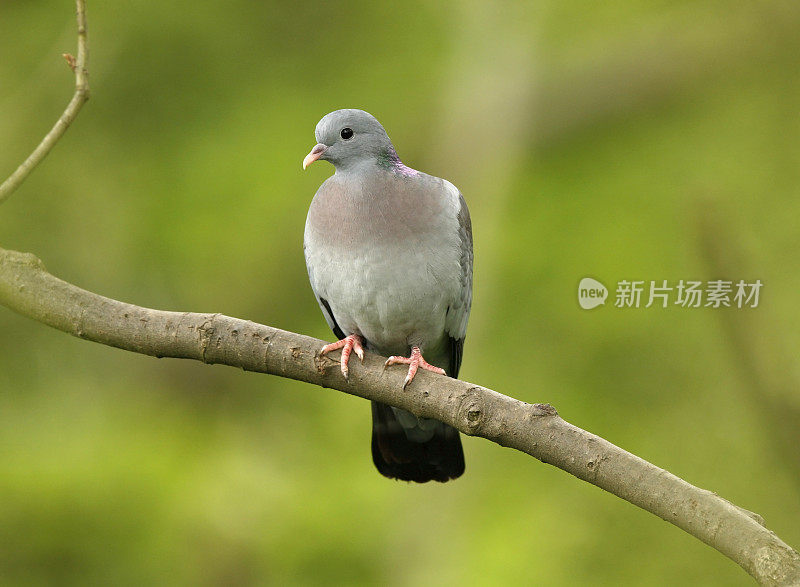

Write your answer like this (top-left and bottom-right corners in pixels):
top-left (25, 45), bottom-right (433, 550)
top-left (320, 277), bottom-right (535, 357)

top-left (384, 346), bottom-right (446, 389)
top-left (320, 334), bottom-right (365, 379)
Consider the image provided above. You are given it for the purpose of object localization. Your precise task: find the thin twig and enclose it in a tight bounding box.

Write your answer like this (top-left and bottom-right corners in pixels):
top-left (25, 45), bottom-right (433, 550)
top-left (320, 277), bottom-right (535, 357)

top-left (0, 0), bottom-right (89, 205)
top-left (0, 246), bottom-right (798, 586)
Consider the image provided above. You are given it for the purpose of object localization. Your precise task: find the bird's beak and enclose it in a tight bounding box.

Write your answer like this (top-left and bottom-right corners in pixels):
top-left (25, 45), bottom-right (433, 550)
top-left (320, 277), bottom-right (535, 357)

top-left (302, 143), bottom-right (328, 170)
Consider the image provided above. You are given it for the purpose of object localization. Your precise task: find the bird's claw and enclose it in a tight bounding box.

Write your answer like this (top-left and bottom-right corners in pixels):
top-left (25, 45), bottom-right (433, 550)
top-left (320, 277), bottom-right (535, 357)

top-left (320, 334), bottom-right (365, 380)
top-left (384, 346), bottom-right (445, 389)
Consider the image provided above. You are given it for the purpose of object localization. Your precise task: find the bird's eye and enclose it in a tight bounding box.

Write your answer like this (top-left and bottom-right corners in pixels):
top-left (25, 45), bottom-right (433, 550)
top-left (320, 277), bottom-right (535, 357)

top-left (340, 127), bottom-right (354, 140)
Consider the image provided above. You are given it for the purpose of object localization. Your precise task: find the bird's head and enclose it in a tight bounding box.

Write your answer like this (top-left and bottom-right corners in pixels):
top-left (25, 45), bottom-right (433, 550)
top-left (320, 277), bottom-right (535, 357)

top-left (302, 109), bottom-right (396, 171)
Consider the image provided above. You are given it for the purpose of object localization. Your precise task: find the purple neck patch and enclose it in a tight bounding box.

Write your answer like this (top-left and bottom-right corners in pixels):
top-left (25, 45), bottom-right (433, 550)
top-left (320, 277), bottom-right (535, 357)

top-left (379, 148), bottom-right (419, 176)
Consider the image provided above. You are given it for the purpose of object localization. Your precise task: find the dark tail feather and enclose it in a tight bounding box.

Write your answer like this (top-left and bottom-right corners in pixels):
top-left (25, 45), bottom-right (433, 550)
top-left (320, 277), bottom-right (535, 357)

top-left (371, 401), bottom-right (465, 483)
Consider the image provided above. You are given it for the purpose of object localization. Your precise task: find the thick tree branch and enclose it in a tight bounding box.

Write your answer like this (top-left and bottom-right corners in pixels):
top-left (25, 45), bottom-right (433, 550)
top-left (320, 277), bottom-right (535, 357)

top-left (0, 0), bottom-right (89, 205)
top-left (0, 247), bottom-right (798, 585)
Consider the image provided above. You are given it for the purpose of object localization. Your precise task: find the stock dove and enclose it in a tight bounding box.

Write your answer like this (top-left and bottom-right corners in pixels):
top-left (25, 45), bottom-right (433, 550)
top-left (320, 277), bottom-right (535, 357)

top-left (302, 109), bottom-right (472, 482)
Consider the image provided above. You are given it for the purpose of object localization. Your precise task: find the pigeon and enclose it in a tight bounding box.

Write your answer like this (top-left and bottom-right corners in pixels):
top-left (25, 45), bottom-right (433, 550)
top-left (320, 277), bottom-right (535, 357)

top-left (302, 109), bottom-right (472, 483)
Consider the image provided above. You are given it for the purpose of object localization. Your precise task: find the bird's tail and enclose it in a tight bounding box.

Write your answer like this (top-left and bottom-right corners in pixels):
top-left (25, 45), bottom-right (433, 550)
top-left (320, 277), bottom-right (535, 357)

top-left (370, 401), bottom-right (465, 482)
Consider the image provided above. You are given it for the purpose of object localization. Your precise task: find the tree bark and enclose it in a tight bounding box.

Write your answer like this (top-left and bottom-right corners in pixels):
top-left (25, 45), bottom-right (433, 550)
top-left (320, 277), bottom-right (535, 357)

top-left (1, 246), bottom-right (798, 586)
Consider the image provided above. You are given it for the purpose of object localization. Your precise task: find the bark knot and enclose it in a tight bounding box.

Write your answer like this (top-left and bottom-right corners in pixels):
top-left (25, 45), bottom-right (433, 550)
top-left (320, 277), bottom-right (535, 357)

top-left (458, 386), bottom-right (487, 434)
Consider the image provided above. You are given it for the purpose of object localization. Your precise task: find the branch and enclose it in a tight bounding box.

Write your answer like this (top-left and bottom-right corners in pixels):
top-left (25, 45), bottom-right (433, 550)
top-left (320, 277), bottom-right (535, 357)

top-left (0, 247), bottom-right (798, 585)
top-left (0, 0), bottom-right (89, 205)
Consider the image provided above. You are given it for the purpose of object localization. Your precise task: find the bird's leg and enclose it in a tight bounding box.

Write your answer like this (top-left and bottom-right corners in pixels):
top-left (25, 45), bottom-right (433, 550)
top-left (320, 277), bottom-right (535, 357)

top-left (384, 346), bottom-right (445, 389)
top-left (320, 334), bottom-right (365, 379)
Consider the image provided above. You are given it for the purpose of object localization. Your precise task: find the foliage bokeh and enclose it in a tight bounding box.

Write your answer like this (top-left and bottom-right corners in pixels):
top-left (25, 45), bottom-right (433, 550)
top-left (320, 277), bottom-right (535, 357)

top-left (1, 1), bottom-right (799, 584)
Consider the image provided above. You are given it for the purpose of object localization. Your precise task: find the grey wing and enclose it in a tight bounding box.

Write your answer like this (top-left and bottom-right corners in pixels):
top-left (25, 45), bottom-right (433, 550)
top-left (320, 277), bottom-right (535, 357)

top-left (304, 244), bottom-right (346, 341)
top-left (444, 190), bottom-right (473, 378)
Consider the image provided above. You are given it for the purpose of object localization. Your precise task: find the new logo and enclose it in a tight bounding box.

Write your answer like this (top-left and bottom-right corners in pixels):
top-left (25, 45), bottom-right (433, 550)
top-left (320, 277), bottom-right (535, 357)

top-left (578, 277), bottom-right (608, 310)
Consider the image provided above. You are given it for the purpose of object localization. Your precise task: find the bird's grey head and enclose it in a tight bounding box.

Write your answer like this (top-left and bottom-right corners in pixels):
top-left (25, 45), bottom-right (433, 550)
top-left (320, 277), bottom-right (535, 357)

top-left (302, 109), bottom-right (399, 172)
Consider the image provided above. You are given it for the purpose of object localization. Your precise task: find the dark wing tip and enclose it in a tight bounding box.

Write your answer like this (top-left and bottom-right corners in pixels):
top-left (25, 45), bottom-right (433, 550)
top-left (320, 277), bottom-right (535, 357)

top-left (449, 336), bottom-right (464, 380)
top-left (319, 297), bottom-right (345, 340)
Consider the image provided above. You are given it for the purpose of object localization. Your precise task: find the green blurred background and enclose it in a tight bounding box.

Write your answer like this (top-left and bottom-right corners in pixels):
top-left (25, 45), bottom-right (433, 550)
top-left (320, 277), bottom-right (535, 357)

top-left (1, 1), bottom-right (799, 584)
